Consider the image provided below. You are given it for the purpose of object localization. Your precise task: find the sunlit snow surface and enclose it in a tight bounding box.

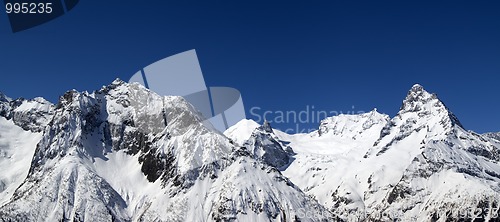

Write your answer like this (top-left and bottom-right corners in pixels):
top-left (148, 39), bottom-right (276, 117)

top-left (0, 117), bottom-right (42, 206)
top-left (1, 82), bottom-right (499, 221)
top-left (0, 81), bottom-right (332, 221)
top-left (226, 86), bottom-right (500, 222)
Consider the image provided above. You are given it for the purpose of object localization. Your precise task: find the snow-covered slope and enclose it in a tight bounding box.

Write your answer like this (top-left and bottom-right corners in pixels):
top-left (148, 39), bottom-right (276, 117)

top-left (0, 117), bottom-right (42, 206)
top-left (484, 132), bottom-right (500, 144)
top-left (0, 95), bottom-right (54, 132)
top-left (1, 81), bottom-right (499, 221)
top-left (280, 109), bottom-right (392, 221)
top-left (241, 121), bottom-right (295, 169)
top-left (317, 108), bottom-right (389, 139)
top-left (0, 80), bottom-right (332, 221)
top-left (357, 85), bottom-right (499, 221)
top-left (226, 84), bottom-right (500, 221)
top-left (224, 118), bottom-right (261, 146)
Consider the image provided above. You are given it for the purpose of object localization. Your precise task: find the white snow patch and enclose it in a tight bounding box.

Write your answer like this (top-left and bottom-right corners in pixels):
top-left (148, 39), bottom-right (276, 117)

top-left (0, 117), bottom-right (42, 206)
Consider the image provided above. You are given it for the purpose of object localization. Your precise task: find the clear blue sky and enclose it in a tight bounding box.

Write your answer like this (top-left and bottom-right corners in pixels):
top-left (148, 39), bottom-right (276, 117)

top-left (1, 0), bottom-right (499, 133)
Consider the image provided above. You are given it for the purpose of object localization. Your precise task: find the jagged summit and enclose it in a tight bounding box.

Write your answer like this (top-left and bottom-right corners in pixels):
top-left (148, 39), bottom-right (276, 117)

top-left (410, 83), bottom-right (424, 91)
top-left (0, 94), bottom-right (54, 132)
top-left (222, 84), bottom-right (500, 222)
top-left (366, 84), bottom-right (466, 158)
top-left (259, 120), bottom-right (273, 133)
top-left (0, 80), bottom-right (334, 221)
top-left (244, 120), bottom-right (294, 169)
top-left (111, 78), bottom-right (126, 86)
top-left (398, 84), bottom-right (463, 128)
top-left (97, 78), bottom-right (143, 96)
top-left (0, 92), bottom-right (10, 103)
top-left (400, 83), bottom-right (439, 113)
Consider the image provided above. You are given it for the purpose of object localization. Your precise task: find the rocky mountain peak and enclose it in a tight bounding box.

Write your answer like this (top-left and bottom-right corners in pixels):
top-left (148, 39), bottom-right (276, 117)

top-left (55, 89), bottom-right (80, 109)
top-left (410, 83), bottom-right (424, 92)
top-left (259, 120), bottom-right (273, 133)
top-left (368, 84), bottom-right (465, 157)
top-left (96, 78), bottom-right (129, 95)
top-left (244, 121), bottom-right (294, 169)
top-left (400, 84), bottom-right (438, 113)
top-left (398, 84), bottom-right (463, 128)
top-left (0, 79), bottom-right (335, 221)
top-left (0, 92), bottom-right (10, 103)
top-left (0, 94), bottom-right (54, 132)
top-left (111, 78), bottom-right (126, 86)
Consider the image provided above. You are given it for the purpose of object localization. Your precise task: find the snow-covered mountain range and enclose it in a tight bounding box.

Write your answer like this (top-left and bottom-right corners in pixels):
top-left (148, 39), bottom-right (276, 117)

top-left (226, 84), bottom-right (500, 222)
top-left (0, 80), bottom-right (331, 222)
top-left (0, 81), bottom-right (499, 221)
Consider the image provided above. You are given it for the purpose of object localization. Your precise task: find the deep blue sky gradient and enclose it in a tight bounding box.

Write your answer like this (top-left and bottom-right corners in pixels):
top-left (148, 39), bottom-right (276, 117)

top-left (1, 0), bottom-right (499, 133)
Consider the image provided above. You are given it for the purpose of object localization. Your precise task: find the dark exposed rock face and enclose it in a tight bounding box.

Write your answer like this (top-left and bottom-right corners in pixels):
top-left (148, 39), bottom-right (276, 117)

top-left (2, 82), bottom-right (499, 222)
top-left (484, 132), bottom-right (500, 143)
top-left (369, 84), bottom-right (465, 157)
top-left (0, 80), bottom-right (334, 222)
top-left (0, 95), bottom-right (54, 132)
top-left (243, 121), bottom-right (294, 169)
